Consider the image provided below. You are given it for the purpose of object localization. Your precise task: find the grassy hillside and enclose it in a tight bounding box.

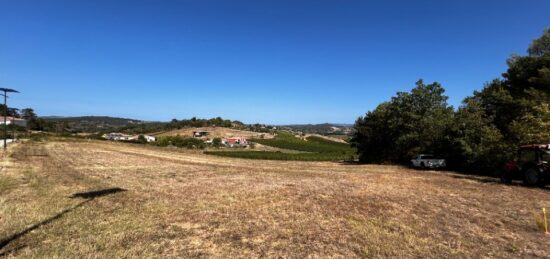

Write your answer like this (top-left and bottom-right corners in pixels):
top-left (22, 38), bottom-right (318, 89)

top-left (282, 123), bottom-right (354, 135)
top-left (253, 132), bottom-right (351, 153)
top-left (42, 116), bottom-right (145, 132)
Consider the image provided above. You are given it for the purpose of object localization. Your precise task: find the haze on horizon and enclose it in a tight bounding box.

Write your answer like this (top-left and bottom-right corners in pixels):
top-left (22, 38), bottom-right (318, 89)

top-left (1, 0), bottom-right (549, 125)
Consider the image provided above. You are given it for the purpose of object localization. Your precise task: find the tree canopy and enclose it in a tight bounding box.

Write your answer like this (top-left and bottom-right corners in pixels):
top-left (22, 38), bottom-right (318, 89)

top-left (352, 29), bottom-right (550, 173)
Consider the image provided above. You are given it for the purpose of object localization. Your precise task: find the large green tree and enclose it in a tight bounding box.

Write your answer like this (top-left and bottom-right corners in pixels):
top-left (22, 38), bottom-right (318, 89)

top-left (351, 80), bottom-right (454, 163)
top-left (352, 28), bottom-right (550, 173)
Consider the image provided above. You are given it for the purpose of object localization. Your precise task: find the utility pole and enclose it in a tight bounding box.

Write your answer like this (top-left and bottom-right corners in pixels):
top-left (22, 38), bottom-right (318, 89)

top-left (0, 88), bottom-right (19, 150)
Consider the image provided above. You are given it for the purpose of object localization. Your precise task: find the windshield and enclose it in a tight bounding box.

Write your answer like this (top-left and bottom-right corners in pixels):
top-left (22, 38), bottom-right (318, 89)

top-left (421, 155), bottom-right (435, 159)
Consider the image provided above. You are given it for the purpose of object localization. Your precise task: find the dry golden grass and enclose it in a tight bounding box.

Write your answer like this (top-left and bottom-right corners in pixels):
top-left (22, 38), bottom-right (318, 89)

top-left (1, 139), bottom-right (549, 258)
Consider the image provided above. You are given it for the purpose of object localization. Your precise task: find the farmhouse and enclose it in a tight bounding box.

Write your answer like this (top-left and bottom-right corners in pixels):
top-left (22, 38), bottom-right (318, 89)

top-left (222, 137), bottom-right (247, 147)
top-left (143, 135), bottom-right (156, 142)
top-left (0, 116), bottom-right (27, 127)
top-left (102, 133), bottom-right (132, 141)
top-left (103, 133), bottom-right (157, 142)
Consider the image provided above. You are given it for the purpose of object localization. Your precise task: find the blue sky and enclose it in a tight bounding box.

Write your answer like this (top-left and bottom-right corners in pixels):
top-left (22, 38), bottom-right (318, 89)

top-left (1, 0), bottom-right (549, 124)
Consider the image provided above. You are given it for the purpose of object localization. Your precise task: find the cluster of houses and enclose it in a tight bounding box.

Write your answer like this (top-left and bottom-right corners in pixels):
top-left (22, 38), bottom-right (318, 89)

top-left (103, 130), bottom-right (248, 147)
top-left (102, 133), bottom-right (156, 142)
top-left (221, 137), bottom-right (248, 147)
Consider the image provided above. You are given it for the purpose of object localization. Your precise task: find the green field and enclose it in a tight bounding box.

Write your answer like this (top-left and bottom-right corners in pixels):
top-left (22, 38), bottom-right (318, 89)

top-left (206, 132), bottom-right (356, 161)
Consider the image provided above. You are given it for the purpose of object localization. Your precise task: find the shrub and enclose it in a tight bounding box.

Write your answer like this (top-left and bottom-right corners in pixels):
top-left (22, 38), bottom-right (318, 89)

top-left (156, 136), bottom-right (205, 149)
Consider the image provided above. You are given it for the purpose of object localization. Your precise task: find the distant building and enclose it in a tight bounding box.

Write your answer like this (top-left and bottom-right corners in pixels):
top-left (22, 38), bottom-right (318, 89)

top-left (0, 116), bottom-right (27, 127)
top-left (102, 133), bottom-right (132, 141)
top-left (222, 137), bottom-right (248, 147)
top-left (144, 135), bottom-right (156, 142)
top-left (103, 133), bottom-right (156, 142)
top-left (193, 131), bottom-right (209, 138)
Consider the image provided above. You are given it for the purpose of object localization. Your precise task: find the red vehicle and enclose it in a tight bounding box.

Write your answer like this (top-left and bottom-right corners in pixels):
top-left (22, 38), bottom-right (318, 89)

top-left (502, 144), bottom-right (550, 186)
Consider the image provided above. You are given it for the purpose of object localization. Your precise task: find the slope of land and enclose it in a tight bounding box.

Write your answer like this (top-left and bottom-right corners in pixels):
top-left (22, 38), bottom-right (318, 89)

top-left (304, 133), bottom-right (348, 143)
top-left (41, 116), bottom-right (146, 132)
top-left (155, 126), bottom-right (275, 139)
top-left (1, 139), bottom-right (549, 258)
top-left (282, 123), bottom-right (354, 135)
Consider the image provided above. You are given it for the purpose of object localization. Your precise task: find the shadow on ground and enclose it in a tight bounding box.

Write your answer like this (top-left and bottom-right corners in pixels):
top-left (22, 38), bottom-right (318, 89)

top-left (0, 187), bottom-right (126, 255)
top-left (447, 174), bottom-right (550, 190)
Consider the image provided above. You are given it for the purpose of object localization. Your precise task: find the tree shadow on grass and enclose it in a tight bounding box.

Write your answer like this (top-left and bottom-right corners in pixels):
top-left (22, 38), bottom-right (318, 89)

top-left (0, 187), bottom-right (126, 255)
top-left (448, 174), bottom-right (550, 190)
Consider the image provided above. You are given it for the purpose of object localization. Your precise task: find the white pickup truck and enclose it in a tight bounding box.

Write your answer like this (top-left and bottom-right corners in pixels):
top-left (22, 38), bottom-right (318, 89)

top-left (411, 154), bottom-right (446, 169)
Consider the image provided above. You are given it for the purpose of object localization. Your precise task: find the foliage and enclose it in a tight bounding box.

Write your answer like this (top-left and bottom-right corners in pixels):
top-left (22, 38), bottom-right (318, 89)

top-left (352, 29), bottom-right (550, 173)
top-left (137, 135), bottom-right (147, 144)
top-left (528, 28), bottom-right (550, 57)
top-left (212, 137), bottom-right (222, 147)
top-left (0, 104), bottom-right (20, 117)
top-left (155, 136), bottom-right (205, 149)
top-left (351, 80), bottom-right (454, 164)
top-left (114, 117), bottom-right (246, 134)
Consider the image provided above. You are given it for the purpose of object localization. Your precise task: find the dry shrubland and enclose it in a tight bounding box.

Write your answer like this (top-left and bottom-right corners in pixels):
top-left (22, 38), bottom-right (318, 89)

top-left (0, 139), bottom-right (549, 258)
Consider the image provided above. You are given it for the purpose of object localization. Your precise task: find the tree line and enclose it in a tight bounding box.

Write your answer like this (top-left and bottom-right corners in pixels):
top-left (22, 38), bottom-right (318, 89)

top-left (351, 29), bottom-right (550, 173)
top-left (0, 106), bottom-right (57, 131)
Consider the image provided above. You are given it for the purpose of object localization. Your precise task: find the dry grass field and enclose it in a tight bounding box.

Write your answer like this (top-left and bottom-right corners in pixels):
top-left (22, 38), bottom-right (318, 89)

top-left (1, 139), bottom-right (549, 258)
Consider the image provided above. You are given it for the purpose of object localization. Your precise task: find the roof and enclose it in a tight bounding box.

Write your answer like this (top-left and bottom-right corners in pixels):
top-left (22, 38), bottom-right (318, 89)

top-left (0, 116), bottom-right (25, 121)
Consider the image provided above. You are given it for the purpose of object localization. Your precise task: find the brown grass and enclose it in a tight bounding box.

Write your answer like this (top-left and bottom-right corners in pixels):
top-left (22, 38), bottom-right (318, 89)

top-left (1, 139), bottom-right (549, 258)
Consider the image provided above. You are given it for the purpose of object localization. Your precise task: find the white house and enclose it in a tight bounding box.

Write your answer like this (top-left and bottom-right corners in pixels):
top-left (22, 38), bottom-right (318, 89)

top-left (103, 133), bottom-right (156, 142)
top-left (0, 116), bottom-right (27, 127)
top-left (144, 135), bottom-right (156, 142)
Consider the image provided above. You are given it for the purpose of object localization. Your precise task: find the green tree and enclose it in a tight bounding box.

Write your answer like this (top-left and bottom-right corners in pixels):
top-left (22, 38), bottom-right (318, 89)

top-left (528, 28), bottom-right (550, 57)
top-left (212, 137), bottom-right (222, 147)
top-left (137, 135), bottom-right (147, 144)
top-left (447, 97), bottom-right (509, 170)
top-left (352, 80), bottom-right (454, 163)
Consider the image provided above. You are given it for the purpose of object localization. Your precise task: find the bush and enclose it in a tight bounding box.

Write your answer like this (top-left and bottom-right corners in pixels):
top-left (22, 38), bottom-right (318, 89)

top-left (156, 136), bottom-right (205, 149)
top-left (212, 137), bottom-right (222, 147)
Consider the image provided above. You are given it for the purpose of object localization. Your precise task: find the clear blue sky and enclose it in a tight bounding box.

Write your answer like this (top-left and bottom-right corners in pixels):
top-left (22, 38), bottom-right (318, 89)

top-left (1, 0), bottom-right (549, 124)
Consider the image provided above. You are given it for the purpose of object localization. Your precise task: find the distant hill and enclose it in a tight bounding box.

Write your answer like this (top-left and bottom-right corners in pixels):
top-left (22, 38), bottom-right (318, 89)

top-left (41, 116), bottom-right (146, 132)
top-left (281, 123), bottom-right (354, 135)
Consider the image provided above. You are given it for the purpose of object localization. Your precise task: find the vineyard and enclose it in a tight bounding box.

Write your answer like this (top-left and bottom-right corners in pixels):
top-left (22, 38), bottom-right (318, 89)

top-left (206, 131), bottom-right (355, 161)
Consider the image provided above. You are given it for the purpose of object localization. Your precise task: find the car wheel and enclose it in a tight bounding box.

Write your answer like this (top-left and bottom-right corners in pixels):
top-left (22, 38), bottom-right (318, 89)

top-left (523, 167), bottom-right (540, 186)
top-left (420, 162), bottom-right (426, 169)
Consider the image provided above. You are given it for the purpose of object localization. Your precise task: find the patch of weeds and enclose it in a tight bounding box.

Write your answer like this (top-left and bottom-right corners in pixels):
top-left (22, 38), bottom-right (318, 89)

top-left (508, 243), bottom-right (520, 253)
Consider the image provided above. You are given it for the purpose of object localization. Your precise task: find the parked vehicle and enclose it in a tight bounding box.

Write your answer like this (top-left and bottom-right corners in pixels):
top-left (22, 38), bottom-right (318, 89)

top-left (411, 154), bottom-right (446, 169)
top-left (502, 144), bottom-right (550, 186)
